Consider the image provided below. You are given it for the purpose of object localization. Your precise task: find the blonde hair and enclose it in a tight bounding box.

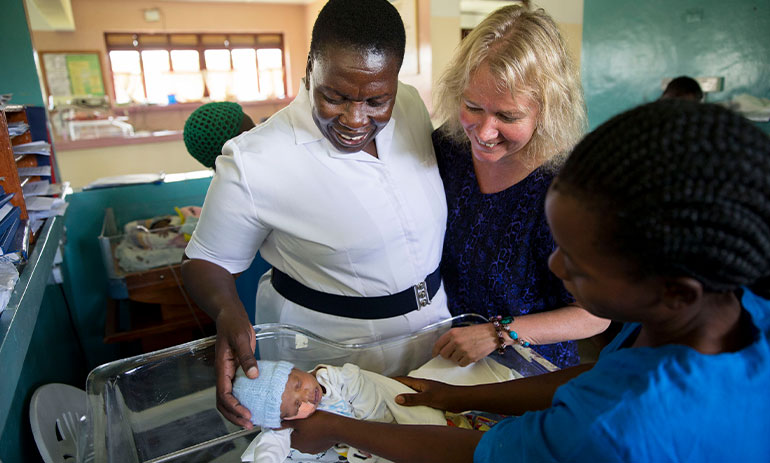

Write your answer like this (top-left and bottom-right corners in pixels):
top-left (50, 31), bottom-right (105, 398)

top-left (434, 3), bottom-right (587, 169)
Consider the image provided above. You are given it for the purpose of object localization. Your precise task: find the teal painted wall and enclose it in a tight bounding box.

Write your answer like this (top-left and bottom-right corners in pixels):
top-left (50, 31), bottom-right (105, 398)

top-left (582, 0), bottom-right (770, 132)
top-left (62, 180), bottom-right (214, 369)
top-left (61, 179), bottom-right (268, 371)
top-left (0, 178), bottom-right (270, 461)
top-left (0, 285), bottom-right (86, 463)
top-left (0, 0), bottom-right (45, 106)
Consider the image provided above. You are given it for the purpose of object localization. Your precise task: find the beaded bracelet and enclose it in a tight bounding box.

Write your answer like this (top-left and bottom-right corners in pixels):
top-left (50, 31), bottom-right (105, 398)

top-left (491, 316), bottom-right (508, 355)
top-left (492, 315), bottom-right (532, 349)
top-left (501, 317), bottom-right (531, 348)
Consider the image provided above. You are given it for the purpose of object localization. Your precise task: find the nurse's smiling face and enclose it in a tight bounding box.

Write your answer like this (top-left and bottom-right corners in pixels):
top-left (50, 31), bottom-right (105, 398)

top-left (305, 47), bottom-right (400, 155)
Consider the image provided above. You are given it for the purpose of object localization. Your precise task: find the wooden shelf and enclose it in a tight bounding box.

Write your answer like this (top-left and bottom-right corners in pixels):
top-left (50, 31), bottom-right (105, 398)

top-left (0, 109), bottom-right (29, 220)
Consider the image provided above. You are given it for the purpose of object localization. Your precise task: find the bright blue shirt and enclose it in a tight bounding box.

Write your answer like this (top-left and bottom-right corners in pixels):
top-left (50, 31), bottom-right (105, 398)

top-left (475, 288), bottom-right (770, 462)
top-left (434, 130), bottom-right (577, 368)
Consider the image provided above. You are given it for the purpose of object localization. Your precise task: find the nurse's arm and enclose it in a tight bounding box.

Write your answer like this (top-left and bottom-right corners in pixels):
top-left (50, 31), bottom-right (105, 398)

top-left (285, 411), bottom-right (481, 463)
top-left (181, 255), bottom-right (258, 428)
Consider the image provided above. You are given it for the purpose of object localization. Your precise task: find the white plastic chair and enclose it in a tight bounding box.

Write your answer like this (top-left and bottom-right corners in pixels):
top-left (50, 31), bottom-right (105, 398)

top-left (29, 383), bottom-right (87, 463)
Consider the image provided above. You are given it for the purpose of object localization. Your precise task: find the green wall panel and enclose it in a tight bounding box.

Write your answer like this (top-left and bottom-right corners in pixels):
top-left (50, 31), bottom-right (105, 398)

top-left (62, 179), bottom-right (214, 370)
top-left (61, 178), bottom-right (267, 371)
top-left (0, 284), bottom-right (85, 463)
top-left (582, 0), bottom-right (770, 132)
top-left (0, 0), bottom-right (45, 106)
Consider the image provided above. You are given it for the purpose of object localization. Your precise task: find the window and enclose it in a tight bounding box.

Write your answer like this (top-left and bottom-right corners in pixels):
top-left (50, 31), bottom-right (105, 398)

top-left (105, 33), bottom-right (287, 105)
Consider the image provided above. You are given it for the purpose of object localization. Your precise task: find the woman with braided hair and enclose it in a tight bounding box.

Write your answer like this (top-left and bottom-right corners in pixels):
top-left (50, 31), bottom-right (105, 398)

top-left (430, 3), bottom-right (609, 369)
top-left (284, 101), bottom-right (770, 462)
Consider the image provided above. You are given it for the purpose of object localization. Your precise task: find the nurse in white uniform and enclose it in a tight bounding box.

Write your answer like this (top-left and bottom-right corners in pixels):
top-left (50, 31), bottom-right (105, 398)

top-left (182, 0), bottom-right (449, 428)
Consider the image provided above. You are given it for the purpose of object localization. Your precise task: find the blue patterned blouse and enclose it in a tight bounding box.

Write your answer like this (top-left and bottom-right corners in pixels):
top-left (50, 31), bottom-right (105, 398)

top-left (434, 130), bottom-right (579, 368)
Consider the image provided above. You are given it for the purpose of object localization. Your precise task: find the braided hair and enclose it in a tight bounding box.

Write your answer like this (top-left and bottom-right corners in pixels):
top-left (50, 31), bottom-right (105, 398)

top-left (552, 100), bottom-right (770, 297)
top-left (309, 0), bottom-right (406, 68)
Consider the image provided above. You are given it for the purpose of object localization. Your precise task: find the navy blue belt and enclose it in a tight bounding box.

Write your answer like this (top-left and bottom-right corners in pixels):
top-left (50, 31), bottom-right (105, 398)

top-left (270, 266), bottom-right (441, 320)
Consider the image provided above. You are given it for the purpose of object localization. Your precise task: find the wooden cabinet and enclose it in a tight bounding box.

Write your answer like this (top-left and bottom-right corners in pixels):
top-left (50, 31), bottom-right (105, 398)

top-left (0, 106), bottom-right (30, 220)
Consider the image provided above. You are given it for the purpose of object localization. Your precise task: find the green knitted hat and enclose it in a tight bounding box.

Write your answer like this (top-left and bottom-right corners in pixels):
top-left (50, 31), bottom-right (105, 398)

top-left (183, 102), bottom-right (244, 168)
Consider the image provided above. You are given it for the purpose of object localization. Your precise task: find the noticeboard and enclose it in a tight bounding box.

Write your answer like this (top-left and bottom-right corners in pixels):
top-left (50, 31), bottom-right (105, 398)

top-left (39, 51), bottom-right (107, 105)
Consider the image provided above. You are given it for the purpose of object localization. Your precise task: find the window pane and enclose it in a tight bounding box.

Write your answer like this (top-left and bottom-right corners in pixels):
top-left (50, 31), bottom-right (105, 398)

top-left (257, 48), bottom-right (282, 69)
top-left (109, 50), bottom-right (141, 74)
top-left (170, 50), bottom-right (200, 72)
top-left (171, 73), bottom-right (205, 102)
top-left (169, 50), bottom-right (204, 102)
top-left (142, 50), bottom-right (170, 72)
top-left (141, 50), bottom-right (170, 104)
top-left (257, 48), bottom-right (285, 99)
top-left (231, 49), bottom-right (259, 101)
top-left (109, 50), bottom-right (145, 104)
top-left (204, 49), bottom-right (231, 71)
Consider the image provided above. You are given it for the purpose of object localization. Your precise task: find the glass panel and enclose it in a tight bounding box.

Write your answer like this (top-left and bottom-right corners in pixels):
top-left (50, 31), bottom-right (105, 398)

top-left (257, 48), bottom-right (285, 99)
top-left (203, 49), bottom-right (232, 101)
top-left (170, 50), bottom-right (200, 72)
top-left (141, 50), bottom-right (171, 104)
top-left (171, 73), bottom-right (205, 102)
top-left (203, 49), bottom-right (231, 71)
top-left (81, 314), bottom-right (558, 462)
top-left (108, 50), bottom-right (145, 104)
top-left (257, 48), bottom-right (282, 69)
top-left (231, 48), bottom-right (259, 101)
top-left (109, 50), bottom-right (141, 74)
top-left (169, 50), bottom-right (204, 102)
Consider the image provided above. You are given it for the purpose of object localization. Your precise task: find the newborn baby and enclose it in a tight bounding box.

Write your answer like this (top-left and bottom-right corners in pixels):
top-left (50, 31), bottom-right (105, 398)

top-left (232, 360), bottom-right (447, 463)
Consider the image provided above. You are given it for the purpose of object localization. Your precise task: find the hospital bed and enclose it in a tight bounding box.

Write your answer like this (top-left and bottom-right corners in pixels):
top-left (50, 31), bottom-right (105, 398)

top-left (76, 315), bottom-right (558, 462)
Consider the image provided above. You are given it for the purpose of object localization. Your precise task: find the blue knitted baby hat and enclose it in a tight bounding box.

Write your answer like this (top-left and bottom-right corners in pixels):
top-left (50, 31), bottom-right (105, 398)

top-left (232, 360), bottom-right (294, 428)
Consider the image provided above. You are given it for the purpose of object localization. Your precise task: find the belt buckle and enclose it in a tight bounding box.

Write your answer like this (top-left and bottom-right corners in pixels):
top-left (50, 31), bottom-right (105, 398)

top-left (413, 280), bottom-right (430, 309)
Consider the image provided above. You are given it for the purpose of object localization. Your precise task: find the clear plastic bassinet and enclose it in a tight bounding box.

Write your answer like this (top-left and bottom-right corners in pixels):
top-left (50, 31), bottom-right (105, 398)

top-left (77, 314), bottom-right (557, 463)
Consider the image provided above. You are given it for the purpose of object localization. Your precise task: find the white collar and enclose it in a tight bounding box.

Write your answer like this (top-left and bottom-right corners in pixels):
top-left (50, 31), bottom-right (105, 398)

top-left (288, 79), bottom-right (397, 162)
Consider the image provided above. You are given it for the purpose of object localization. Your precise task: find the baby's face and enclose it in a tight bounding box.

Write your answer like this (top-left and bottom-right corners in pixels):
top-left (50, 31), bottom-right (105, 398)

top-left (280, 368), bottom-right (323, 420)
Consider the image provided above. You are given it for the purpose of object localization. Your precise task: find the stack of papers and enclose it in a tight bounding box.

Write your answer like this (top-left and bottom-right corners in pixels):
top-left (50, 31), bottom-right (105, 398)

top-left (0, 94), bottom-right (11, 110)
top-left (12, 141), bottom-right (51, 156)
top-left (8, 121), bottom-right (29, 137)
top-left (0, 261), bottom-right (19, 314)
top-left (84, 172), bottom-right (165, 190)
top-left (26, 196), bottom-right (68, 218)
top-left (22, 180), bottom-right (65, 197)
top-left (22, 180), bottom-right (70, 223)
top-left (17, 166), bottom-right (52, 177)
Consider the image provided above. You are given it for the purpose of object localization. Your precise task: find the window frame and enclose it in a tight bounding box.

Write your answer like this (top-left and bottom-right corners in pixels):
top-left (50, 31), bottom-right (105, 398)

top-left (104, 32), bottom-right (288, 105)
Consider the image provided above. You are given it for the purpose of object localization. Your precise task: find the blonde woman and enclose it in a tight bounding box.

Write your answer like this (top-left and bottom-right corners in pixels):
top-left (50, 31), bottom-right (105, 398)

top-left (431, 2), bottom-right (609, 368)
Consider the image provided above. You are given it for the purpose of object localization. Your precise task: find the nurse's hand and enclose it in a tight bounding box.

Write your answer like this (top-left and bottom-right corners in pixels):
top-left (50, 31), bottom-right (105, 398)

top-left (284, 411), bottom-right (343, 454)
top-left (393, 376), bottom-right (465, 412)
top-left (432, 324), bottom-right (498, 367)
top-left (215, 311), bottom-right (258, 428)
